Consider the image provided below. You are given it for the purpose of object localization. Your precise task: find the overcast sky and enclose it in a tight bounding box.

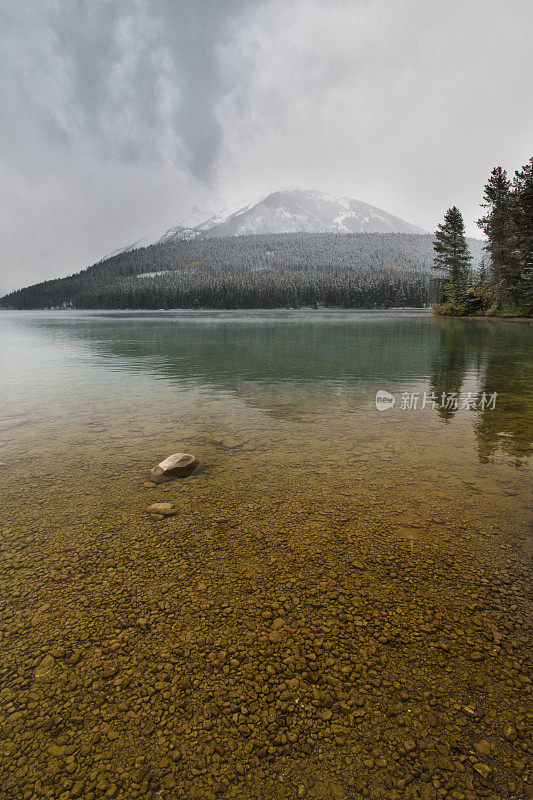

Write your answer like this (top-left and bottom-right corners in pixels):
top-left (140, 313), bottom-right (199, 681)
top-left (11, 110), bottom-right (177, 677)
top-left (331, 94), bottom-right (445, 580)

top-left (1, 0), bottom-right (531, 294)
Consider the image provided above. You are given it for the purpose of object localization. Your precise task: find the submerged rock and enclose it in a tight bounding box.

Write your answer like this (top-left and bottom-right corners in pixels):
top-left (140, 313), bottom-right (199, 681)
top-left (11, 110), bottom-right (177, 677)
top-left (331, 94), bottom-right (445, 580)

top-left (101, 662), bottom-right (119, 679)
top-left (150, 453), bottom-right (198, 482)
top-left (147, 502), bottom-right (178, 517)
top-left (473, 763), bottom-right (492, 780)
top-left (34, 654), bottom-right (55, 678)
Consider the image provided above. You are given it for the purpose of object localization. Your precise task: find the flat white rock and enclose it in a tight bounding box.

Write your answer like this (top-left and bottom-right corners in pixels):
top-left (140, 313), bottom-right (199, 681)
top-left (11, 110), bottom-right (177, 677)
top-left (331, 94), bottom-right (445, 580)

top-left (150, 453), bottom-right (198, 482)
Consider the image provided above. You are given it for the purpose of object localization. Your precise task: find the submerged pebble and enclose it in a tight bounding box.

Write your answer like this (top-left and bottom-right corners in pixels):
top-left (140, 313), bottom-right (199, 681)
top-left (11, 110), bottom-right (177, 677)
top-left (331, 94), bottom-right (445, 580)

top-left (147, 502), bottom-right (178, 516)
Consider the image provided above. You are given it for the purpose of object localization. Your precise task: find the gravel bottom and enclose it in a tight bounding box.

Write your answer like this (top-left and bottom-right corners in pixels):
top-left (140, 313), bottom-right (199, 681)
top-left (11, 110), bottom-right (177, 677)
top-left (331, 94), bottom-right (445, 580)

top-left (0, 447), bottom-right (531, 800)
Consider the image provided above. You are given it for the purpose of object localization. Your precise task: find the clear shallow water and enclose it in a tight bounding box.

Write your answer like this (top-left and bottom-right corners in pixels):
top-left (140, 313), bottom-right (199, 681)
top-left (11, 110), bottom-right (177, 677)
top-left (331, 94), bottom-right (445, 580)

top-left (1, 308), bottom-right (531, 454)
top-left (0, 310), bottom-right (532, 800)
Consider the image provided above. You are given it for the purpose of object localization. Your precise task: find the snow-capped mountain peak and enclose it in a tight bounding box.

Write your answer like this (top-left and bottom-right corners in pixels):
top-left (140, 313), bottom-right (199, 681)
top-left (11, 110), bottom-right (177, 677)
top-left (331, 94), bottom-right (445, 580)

top-left (157, 189), bottom-right (426, 244)
top-left (102, 189), bottom-right (426, 259)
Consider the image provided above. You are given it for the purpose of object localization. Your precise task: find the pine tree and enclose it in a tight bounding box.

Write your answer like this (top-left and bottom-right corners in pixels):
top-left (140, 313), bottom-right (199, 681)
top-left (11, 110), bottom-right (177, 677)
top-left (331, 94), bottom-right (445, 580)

top-left (511, 157), bottom-right (533, 310)
top-left (433, 206), bottom-right (472, 304)
top-left (478, 257), bottom-right (488, 284)
top-left (477, 166), bottom-right (514, 289)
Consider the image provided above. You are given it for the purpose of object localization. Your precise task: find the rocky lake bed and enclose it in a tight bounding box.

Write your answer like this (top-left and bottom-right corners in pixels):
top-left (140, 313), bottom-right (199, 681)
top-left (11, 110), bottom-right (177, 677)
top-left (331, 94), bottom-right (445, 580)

top-left (0, 310), bottom-right (531, 799)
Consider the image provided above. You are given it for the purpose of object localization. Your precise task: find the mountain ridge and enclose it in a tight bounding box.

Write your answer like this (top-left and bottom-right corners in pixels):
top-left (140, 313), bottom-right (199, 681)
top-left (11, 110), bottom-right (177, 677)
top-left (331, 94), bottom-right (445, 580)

top-left (155, 189), bottom-right (426, 244)
top-left (0, 230), bottom-right (484, 311)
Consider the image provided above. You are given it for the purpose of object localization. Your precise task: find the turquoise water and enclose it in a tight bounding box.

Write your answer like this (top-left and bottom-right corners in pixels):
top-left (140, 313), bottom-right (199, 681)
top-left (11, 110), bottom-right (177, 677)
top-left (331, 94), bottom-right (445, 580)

top-left (1, 309), bottom-right (531, 464)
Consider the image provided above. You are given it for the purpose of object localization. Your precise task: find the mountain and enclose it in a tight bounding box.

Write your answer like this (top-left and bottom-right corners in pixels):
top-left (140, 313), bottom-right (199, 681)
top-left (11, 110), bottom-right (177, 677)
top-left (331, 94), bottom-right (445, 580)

top-left (158, 190), bottom-right (426, 243)
top-left (4, 189), bottom-right (484, 311)
top-left (0, 230), bottom-right (485, 311)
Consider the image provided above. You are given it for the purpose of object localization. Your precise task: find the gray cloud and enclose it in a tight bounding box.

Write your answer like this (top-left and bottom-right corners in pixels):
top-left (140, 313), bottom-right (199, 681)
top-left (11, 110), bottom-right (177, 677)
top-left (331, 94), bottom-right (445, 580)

top-left (4, 0), bottom-right (263, 178)
top-left (0, 0), bottom-right (532, 293)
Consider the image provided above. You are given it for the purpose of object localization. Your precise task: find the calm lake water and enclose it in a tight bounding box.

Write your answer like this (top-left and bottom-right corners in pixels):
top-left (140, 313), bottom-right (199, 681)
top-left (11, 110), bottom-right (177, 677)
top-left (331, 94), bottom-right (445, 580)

top-left (0, 309), bottom-right (531, 799)
top-left (1, 309), bottom-right (531, 460)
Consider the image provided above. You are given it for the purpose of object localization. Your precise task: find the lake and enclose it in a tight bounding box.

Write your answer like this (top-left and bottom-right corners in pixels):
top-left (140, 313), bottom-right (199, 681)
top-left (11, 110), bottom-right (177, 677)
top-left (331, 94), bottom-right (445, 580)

top-left (0, 310), bottom-right (531, 799)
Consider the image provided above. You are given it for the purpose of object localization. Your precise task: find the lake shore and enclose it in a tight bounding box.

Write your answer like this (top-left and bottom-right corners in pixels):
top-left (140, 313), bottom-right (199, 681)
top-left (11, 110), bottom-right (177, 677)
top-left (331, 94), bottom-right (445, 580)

top-left (433, 314), bottom-right (533, 322)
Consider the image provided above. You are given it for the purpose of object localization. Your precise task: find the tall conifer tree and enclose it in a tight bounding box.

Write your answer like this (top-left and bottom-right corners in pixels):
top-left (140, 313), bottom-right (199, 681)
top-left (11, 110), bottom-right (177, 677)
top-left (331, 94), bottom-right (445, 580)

top-left (433, 206), bottom-right (471, 303)
top-left (477, 167), bottom-right (514, 288)
top-left (512, 157), bottom-right (533, 307)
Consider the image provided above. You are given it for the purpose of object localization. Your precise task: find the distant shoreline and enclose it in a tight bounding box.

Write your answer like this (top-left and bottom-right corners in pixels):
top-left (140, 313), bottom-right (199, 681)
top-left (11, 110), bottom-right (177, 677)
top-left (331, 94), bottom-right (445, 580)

top-left (0, 306), bottom-right (433, 314)
top-left (433, 314), bottom-right (532, 322)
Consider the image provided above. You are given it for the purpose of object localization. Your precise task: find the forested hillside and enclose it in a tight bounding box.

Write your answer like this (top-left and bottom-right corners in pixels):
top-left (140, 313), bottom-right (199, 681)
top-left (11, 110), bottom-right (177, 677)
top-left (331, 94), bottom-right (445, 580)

top-left (0, 232), bottom-right (483, 310)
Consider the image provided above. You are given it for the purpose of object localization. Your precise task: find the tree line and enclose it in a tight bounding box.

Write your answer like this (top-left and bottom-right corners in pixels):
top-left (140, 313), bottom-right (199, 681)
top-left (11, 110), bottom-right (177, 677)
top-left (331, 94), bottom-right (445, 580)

top-left (74, 267), bottom-right (435, 310)
top-left (1, 232), bottom-right (483, 310)
top-left (433, 156), bottom-right (532, 316)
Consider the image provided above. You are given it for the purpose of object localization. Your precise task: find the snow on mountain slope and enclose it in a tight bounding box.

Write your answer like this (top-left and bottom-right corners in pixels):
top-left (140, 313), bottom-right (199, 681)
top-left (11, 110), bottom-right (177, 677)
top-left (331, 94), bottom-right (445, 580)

top-left (99, 234), bottom-right (156, 261)
top-left (154, 197), bottom-right (263, 245)
top-left (102, 190), bottom-right (426, 258)
top-left (158, 190), bottom-right (426, 243)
